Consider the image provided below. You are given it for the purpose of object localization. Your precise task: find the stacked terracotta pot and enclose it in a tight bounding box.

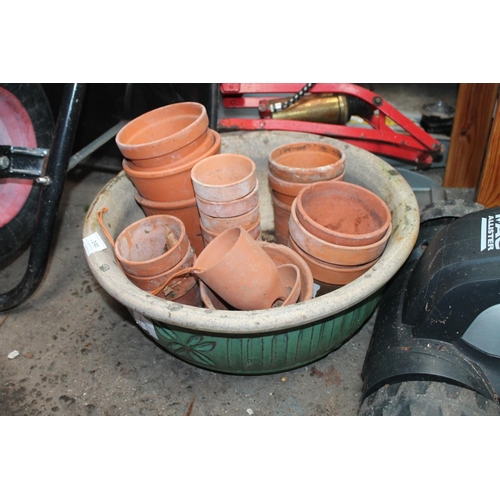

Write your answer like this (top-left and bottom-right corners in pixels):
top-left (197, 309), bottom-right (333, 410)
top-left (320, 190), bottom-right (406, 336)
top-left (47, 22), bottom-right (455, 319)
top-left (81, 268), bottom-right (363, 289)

top-left (288, 180), bottom-right (392, 287)
top-left (268, 142), bottom-right (346, 245)
top-left (115, 102), bottom-right (221, 257)
top-left (190, 153), bottom-right (261, 245)
top-left (191, 227), bottom-right (313, 310)
top-left (114, 215), bottom-right (202, 306)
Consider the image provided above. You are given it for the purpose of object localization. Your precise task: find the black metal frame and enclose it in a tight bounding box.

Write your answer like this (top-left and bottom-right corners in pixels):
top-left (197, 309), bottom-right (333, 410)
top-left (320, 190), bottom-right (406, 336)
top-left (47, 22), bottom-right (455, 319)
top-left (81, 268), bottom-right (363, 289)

top-left (0, 83), bottom-right (87, 311)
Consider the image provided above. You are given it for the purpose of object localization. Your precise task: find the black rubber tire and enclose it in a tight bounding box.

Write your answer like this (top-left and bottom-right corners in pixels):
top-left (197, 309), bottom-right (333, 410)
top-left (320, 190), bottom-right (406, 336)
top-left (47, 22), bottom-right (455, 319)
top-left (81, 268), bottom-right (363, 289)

top-left (358, 380), bottom-right (500, 416)
top-left (0, 83), bottom-right (54, 264)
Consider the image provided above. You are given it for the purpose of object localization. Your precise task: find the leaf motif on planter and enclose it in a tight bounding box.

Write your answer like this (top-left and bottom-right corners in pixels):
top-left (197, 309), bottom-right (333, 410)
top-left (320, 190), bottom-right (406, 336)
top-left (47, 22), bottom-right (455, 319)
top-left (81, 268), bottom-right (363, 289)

top-left (153, 323), bottom-right (217, 366)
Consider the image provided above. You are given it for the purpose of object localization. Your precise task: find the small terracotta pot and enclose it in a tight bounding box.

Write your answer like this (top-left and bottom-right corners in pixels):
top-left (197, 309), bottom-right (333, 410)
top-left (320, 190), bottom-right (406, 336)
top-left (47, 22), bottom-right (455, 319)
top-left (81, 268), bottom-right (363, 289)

top-left (134, 193), bottom-right (204, 257)
top-left (122, 130), bottom-right (221, 203)
top-left (289, 198), bottom-right (392, 266)
top-left (126, 128), bottom-right (215, 170)
top-left (259, 241), bottom-right (314, 302)
top-left (125, 245), bottom-right (199, 302)
top-left (195, 180), bottom-right (260, 218)
top-left (269, 170), bottom-right (345, 206)
top-left (200, 218), bottom-right (261, 246)
top-left (115, 102), bottom-right (208, 162)
top-left (289, 235), bottom-right (380, 285)
top-left (194, 226), bottom-right (287, 310)
top-left (191, 153), bottom-right (257, 202)
top-left (271, 192), bottom-right (291, 246)
top-left (276, 264), bottom-right (301, 307)
top-left (114, 215), bottom-right (189, 277)
top-left (199, 204), bottom-right (260, 234)
top-left (268, 141), bottom-right (345, 183)
top-left (296, 180), bottom-right (391, 247)
top-left (166, 278), bottom-right (202, 307)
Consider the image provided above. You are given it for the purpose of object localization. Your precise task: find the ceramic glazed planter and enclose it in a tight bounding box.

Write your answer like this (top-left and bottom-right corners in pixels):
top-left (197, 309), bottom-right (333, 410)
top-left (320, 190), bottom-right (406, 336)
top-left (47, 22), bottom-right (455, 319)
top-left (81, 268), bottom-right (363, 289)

top-left (114, 215), bottom-right (189, 277)
top-left (115, 102), bottom-right (209, 166)
top-left (268, 141), bottom-right (345, 183)
top-left (269, 170), bottom-right (345, 206)
top-left (199, 204), bottom-right (260, 234)
top-left (134, 193), bottom-right (204, 257)
top-left (194, 226), bottom-right (287, 310)
top-left (271, 192), bottom-right (291, 246)
top-left (122, 129), bottom-right (221, 203)
top-left (195, 180), bottom-right (260, 218)
top-left (191, 153), bottom-right (257, 202)
top-left (296, 180), bottom-right (391, 247)
top-left (289, 235), bottom-right (380, 285)
top-left (289, 198), bottom-right (392, 266)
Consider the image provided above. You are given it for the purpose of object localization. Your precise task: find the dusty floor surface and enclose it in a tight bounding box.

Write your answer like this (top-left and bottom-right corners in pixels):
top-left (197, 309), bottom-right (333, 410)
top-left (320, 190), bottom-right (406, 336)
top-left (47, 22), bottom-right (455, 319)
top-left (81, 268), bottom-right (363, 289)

top-left (1, 84), bottom-right (465, 416)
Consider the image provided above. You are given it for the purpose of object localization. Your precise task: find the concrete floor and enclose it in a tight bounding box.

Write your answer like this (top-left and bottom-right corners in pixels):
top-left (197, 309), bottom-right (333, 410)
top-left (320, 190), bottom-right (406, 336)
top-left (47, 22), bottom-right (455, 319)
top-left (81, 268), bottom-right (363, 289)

top-left (0, 84), bottom-right (464, 416)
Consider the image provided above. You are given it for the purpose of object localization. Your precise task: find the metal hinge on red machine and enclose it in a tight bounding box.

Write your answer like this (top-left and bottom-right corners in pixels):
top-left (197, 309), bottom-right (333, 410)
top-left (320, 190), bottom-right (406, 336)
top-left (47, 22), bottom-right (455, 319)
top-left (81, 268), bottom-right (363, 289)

top-left (219, 83), bottom-right (445, 167)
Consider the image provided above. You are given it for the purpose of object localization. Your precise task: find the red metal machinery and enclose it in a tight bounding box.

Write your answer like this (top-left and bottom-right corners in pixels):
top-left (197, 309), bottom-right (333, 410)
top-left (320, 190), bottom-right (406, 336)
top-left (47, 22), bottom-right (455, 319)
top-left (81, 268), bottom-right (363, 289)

top-left (218, 83), bottom-right (445, 168)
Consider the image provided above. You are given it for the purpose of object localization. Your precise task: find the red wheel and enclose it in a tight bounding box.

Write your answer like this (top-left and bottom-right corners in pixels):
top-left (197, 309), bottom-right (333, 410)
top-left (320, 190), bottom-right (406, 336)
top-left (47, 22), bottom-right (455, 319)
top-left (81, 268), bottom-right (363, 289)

top-left (0, 84), bottom-right (53, 263)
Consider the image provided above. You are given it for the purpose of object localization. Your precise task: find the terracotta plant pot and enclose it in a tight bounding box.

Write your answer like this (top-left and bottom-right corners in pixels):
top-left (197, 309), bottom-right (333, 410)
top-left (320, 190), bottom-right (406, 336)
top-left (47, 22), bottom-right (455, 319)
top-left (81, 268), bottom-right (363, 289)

top-left (268, 141), bottom-right (345, 183)
top-left (296, 180), bottom-right (391, 247)
top-left (258, 241), bottom-right (314, 302)
top-left (195, 180), bottom-right (260, 218)
top-left (191, 153), bottom-right (257, 202)
top-left (194, 226), bottom-right (287, 310)
top-left (200, 218), bottom-right (261, 246)
top-left (271, 192), bottom-right (291, 246)
top-left (269, 170), bottom-right (345, 207)
top-left (134, 193), bottom-right (205, 257)
top-left (126, 128), bottom-right (216, 170)
top-left (199, 204), bottom-right (260, 234)
top-left (122, 129), bottom-right (221, 203)
top-left (276, 264), bottom-right (301, 307)
top-left (115, 102), bottom-right (209, 165)
top-left (289, 198), bottom-right (392, 266)
top-left (114, 215), bottom-right (190, 277)
top-left (289, 235), bottom-right (380, 285)
top-left (125, 245), bottom-right (201, 306)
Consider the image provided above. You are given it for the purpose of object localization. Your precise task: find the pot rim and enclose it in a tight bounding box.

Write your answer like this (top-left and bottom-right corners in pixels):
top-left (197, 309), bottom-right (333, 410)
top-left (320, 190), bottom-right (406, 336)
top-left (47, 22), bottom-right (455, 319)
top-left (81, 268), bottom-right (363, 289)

top-left (121, 130), bottom-right (221, 180)
top-left (296, 180), bottom-right (391, 246)
top-left (268, 141), bottom-right (345, 182)
top-left (114, 214), bottom-right (189, 276)
top-left (83, 132), bottom-right (420, 334)
top-left (268, 169), bottom-right (345, 197)
top-left (116, 102), bottom-right (208, 160)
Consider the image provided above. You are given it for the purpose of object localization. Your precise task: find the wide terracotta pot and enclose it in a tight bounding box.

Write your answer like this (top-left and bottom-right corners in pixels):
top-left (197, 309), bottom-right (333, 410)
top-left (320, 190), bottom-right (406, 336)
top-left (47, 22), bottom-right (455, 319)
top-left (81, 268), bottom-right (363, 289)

top-left (195, 180), bottom-right (260, 218)
top-left (191, 153), bottom-right (257, 202)
top-left (296, 180), bottom-right (391, 247)
top-left (122, 130), bottom-right (221, 203)
top-left (289, 235), bottom-right (380, 285)
top-left (114, 215), bottom-right (190, 277)
top-left (271, 192), bottom-right (291, 246)
top-left (134, 193), bottom-right (204, 257)
top-left (126, 128), bottom-right (215, 170)
top-left (200, 218), bottom-right (261, 246)
top-left (194, 226), bottom-right (287, 310)
top-left (115, 102), bottom-right (209, 163)
top-left (289, 198), bottom-right (392, 266)
top-left (268, 141), bottom-right (345, 183)
top-left (199, 204), bottom-right (260, 234)
top-left (269, 170), bottom-right (345, 206)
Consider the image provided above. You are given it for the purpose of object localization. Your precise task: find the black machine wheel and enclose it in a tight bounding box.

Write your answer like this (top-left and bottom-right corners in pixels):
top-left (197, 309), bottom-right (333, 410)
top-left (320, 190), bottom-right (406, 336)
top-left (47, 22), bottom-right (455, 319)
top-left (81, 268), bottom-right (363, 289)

top-left (0, 83), bottom-right (54, 264)
top-left (358, 380), bottom-right (500, 416)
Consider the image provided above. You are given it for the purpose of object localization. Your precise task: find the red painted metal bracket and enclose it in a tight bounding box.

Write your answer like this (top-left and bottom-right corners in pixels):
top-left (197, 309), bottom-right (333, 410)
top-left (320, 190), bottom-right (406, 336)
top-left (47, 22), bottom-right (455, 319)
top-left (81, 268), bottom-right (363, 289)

top-left (218, 83), bottom-right (445, 166)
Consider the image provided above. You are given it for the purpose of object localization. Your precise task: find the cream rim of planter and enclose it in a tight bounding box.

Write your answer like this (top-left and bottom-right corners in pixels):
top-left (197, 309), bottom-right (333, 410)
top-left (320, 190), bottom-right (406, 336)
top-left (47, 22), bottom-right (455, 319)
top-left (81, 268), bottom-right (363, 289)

top-left (83, 131), bottom-right (419, 335)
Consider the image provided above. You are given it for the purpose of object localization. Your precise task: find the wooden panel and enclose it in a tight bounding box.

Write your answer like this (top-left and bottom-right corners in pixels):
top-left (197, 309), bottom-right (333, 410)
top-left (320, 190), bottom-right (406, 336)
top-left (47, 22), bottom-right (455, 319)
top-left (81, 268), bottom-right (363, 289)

top-left (443, 83), bottom-right (499, 188)
top-left (476, 101), bottom-right (500, 207)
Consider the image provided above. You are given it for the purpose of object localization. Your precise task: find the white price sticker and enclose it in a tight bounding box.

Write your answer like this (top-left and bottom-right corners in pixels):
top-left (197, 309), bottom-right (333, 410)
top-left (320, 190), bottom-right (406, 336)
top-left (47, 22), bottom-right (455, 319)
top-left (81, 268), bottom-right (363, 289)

top-left (83, 232), bottom-right (107, 255)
